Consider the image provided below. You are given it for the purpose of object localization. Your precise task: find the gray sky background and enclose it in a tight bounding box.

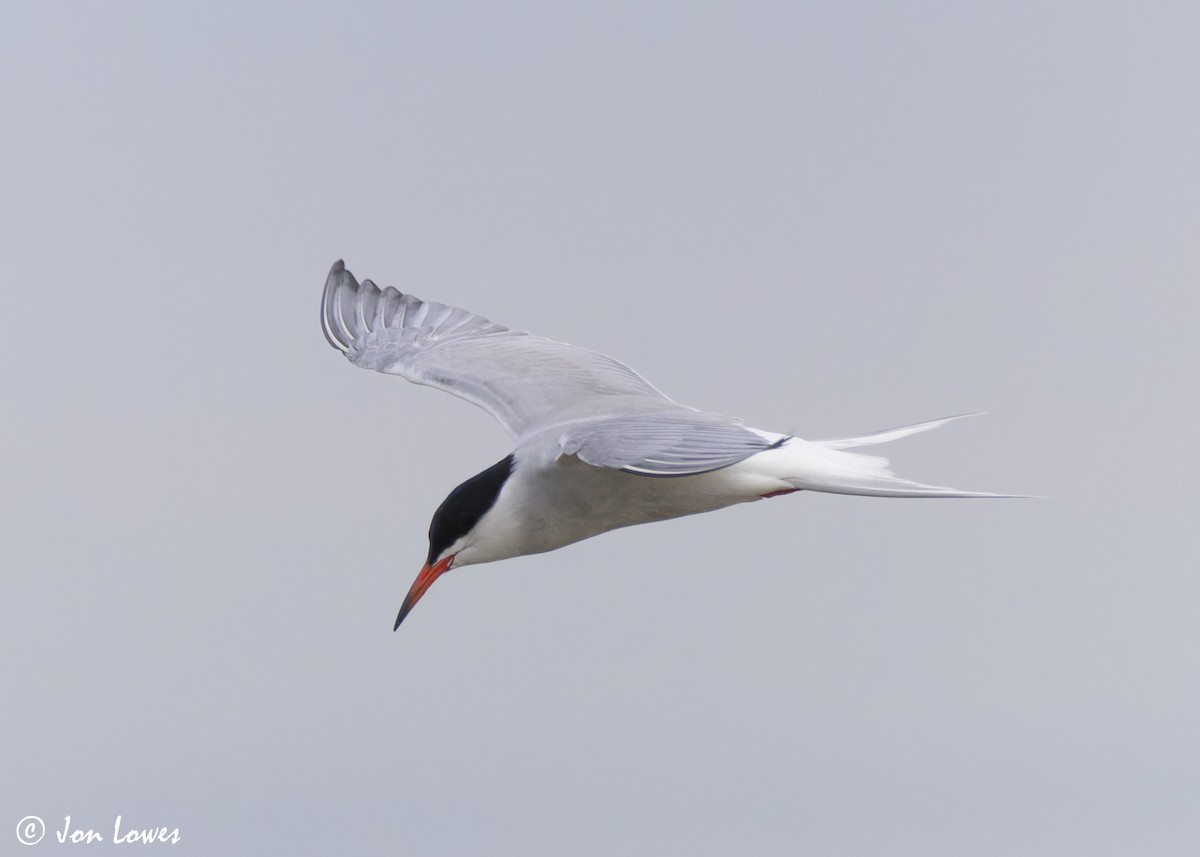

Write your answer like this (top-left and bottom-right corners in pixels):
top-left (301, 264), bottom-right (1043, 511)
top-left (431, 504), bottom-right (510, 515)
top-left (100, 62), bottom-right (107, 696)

top-left (3, 3), bottom-right (1198, 855)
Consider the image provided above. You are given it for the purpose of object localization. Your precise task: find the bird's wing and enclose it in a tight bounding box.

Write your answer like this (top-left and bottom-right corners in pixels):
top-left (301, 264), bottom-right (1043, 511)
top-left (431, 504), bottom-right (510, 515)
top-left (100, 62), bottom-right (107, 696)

top-left (322, 261), bottom-right (671, 439)
top-left (557, 412), bottom-right (785, 476)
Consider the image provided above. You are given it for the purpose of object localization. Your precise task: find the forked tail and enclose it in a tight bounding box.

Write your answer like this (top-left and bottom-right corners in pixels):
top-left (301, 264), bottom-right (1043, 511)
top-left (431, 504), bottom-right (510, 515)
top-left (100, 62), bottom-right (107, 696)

top-left (779, 414), bottom-right (1022, 498)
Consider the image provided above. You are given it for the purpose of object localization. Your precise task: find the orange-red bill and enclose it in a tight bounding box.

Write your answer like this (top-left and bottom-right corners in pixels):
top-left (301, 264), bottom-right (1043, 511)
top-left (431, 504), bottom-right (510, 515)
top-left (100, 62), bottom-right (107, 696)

top-left (394, 555), bottom-right (454, 630)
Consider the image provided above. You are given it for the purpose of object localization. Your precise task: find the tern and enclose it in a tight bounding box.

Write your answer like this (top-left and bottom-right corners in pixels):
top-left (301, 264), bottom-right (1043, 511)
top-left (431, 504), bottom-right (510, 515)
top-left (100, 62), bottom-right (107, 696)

top-left (321, 261), bottom-right (1017, 629)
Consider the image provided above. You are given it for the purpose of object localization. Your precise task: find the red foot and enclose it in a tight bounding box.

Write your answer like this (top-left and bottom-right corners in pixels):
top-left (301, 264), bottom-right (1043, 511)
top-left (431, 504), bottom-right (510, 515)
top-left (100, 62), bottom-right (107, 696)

top-left (761, 488), bottom-right (799, 499)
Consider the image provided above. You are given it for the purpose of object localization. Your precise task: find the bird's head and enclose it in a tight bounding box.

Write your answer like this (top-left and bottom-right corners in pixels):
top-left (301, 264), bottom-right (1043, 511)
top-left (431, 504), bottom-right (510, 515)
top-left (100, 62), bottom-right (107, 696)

top-left (394, 454), bottom-right (516, 629)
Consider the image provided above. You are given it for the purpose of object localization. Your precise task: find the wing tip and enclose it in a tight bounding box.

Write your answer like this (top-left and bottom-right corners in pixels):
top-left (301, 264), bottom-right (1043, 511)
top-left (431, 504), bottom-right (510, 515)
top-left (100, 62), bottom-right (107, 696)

top-left (321, 258), bottom-right (355, 353)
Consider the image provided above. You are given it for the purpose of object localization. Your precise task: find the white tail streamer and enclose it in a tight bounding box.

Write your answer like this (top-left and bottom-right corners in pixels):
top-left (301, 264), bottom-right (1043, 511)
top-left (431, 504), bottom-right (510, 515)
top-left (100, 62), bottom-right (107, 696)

top-left (766, 415), bottom-right (1023, 498)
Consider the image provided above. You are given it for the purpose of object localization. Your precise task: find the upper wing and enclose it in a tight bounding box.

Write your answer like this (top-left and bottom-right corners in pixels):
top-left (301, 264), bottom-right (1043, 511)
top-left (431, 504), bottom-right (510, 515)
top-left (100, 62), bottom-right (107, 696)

top-left (557, 412), bottom-right (786, 476)
top-left (321, 261), bottom-right (672, 439)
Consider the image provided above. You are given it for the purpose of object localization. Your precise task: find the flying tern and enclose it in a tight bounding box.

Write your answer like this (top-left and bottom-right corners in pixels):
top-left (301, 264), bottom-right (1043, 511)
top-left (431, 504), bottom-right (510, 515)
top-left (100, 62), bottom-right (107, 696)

top-left (321, 260), bottom-right (1017, 629)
